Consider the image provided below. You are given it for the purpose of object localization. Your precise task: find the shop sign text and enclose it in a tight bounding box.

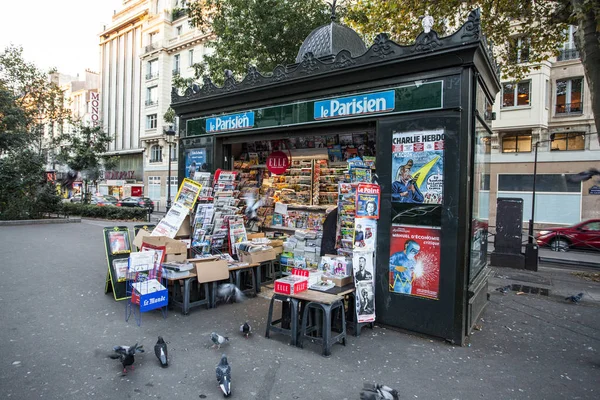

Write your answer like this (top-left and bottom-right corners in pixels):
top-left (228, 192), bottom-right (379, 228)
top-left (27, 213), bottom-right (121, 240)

top-left (206, 112), bottom-right (254, 133)
top-left (314, 90), bottom-right (395, 120)
top-left (266, 151), bottom-right (290, 175)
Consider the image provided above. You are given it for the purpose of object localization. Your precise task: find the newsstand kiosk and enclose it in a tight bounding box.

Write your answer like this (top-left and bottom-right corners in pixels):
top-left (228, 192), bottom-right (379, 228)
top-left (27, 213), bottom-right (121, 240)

top-left (171, 9), bottom-right (499, 345)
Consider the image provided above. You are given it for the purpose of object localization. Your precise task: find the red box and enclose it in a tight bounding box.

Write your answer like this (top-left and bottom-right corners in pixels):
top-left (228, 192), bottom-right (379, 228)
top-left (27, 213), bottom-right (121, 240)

top-left (274, 274), bottom-right (308, 295)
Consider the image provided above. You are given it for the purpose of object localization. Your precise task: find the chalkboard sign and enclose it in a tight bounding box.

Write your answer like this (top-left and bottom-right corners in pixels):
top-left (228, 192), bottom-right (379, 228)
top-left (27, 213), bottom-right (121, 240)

top-left (133, 224), bottom-right (156, 250)
top-left (103, 226), bottom-right (133, 301)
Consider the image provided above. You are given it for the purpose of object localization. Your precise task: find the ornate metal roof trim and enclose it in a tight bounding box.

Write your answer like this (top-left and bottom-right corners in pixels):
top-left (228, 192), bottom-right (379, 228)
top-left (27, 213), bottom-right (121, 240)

top-left (172, 9), bottom-right (496, 105)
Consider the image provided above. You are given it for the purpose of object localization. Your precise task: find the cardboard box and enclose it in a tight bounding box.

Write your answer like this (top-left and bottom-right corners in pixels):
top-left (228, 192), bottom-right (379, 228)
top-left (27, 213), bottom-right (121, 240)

top-left (134, 229), bottom-right (188, 262)
top-left (175, 215), bottom-right (191, 237)
top-left (187, 257), bottom-right (230, 283)
top-left (322, 274), bottom-right (353, 287)
top-left (247, 232), bottom-right (266, 240)
top-left (274, 275), bottom-right (308, 295)
top-left (238, 248), bottom-right (276, 264)
top-left (272, 246), bottom-right (284, 255)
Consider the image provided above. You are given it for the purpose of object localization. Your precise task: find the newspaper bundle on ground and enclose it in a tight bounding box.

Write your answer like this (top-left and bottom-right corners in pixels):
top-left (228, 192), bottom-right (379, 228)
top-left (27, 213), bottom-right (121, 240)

top-left (132, 279), bottom-right (166, 295)
top-left (152, 202), bottom-right (189, 238)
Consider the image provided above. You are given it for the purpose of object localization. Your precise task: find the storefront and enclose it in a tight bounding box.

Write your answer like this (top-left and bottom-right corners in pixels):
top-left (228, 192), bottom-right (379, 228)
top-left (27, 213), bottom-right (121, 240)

top-left (97, 153), bottom-right (144, 199)
top-left (170, 9), bottom-right (499, 344)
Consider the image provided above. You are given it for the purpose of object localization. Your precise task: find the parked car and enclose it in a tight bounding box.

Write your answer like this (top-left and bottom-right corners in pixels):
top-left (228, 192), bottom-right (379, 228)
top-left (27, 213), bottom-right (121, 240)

top-left (116, 197), bottom-right (154, 213)
top-left (535, 219), bottom-right (600, 252)
top-left (69, 195), bottom-right (114, 206)
top-left (69, 195), bottom-right (82, 203)
top-left (102, 195), bottom-right (119, 206)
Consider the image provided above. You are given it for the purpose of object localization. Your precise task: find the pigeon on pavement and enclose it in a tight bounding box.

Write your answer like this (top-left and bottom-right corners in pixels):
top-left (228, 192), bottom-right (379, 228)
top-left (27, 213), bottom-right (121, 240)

top-left (565, 292), bottom-right (584, 303)
top-left (567, 168), bottom-right (600, 183)
top-left (359, 383), bottom-right (399, 400)
top-left (240, 322), bottom-right (251, 338)
top-left (495, 285), bottom-right (511, 295)
top-left (154, 336), bottom-right (168, 367)
top-left (216, 354), bottom-right (232, 397)
top-left (217, 283), bottom-right (246, 303)
top-left (211, 332), bottom-right (230, 349)
top-left (110, 343), bottom-right (144, 373)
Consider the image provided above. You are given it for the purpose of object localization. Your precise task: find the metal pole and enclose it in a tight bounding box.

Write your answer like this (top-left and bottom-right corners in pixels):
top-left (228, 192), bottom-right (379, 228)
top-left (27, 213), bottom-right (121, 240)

top-left (528, 141), bottom-right (539, 244)
top-left (166, 141), bottom-right (172, 212)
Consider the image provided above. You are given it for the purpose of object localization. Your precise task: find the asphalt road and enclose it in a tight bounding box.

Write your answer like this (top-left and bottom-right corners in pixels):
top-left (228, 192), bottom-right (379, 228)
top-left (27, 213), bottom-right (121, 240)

top-left (0, 220), bottom-right (599, 400)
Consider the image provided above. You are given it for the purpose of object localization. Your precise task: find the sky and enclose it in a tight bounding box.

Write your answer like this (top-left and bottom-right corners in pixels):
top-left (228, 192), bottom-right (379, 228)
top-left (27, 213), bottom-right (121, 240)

top-left (0, 0), bottom-right (124, 77)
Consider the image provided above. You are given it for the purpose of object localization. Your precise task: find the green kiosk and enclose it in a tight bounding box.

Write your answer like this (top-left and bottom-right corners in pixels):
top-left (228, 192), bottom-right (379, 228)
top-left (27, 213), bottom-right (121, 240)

top-left (170, 9), bottom-right (498, 345)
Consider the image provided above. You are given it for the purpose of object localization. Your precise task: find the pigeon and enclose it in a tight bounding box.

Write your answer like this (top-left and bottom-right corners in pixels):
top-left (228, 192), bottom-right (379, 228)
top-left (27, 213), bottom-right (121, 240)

top-left (109, 343), bottom-right (144, 373)
top-left (567, 168), bottom-right (600, 183)
top-left (224, 69), bottom-right (234, 79)
top-left (154, 336), bottom-right (168, 367)
top-left (243, 193), bottom-right (264, 221)
top-left (211, 332), bottom-right (230, 349)
top-left (359, 383), bottom-right (399, 400)
top-left (217, 283), bottom-right (246, 303)
top-left (495, 285), bottom-right (511, 295)
top-left (216, 354), bottom-right (232, 397)
top-left (565, 292), bottom-right (584, 303)
top-left (240, 322), bottom-right (251, 338)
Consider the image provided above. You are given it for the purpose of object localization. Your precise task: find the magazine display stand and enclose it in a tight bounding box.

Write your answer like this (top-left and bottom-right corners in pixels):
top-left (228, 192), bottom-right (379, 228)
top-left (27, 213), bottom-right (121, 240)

top-left (103, 226), bottom-right (133, 301)
top-left (125, 250), bottom-right (168, 326)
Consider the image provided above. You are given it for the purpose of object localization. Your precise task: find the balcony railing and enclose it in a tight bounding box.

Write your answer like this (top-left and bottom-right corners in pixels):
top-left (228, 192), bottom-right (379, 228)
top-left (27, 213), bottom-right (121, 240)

top-left (145, 99), bottom-right (158, 107)
top-left (555, 102), bottom-right (583, 115)
top-left (145, 72), bottom-right (159, 80)
top-left (557, 48), bottom-right (580, 61)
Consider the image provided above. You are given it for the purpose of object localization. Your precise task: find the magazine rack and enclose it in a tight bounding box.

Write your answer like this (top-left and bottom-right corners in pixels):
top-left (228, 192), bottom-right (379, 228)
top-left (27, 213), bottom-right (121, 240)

top-left (125, 250), bottom-right (168, 326)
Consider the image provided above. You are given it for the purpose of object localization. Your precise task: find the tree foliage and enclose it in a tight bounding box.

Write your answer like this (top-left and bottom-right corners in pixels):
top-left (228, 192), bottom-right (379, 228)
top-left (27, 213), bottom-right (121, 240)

top-left (186, 0), bottom-right (333, 84)
top-left (346, 0), bottom-right (600, 140)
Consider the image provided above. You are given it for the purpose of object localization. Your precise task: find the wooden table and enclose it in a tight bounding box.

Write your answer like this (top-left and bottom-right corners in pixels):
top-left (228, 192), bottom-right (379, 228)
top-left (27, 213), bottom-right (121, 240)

top-left (165, 272), bottom-right (211, 315)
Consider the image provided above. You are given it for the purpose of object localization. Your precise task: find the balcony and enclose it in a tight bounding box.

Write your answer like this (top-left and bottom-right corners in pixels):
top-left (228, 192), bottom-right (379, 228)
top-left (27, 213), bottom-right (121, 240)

top-left (145, 71), bottom-right (159, 80)
top-left (555, 102), bottom-right (583, 115)
top-left (145, 99), bottom-right (158, 107)
top-left (172, 8), bottom-right (187, 21)
top-left (557, 48), bottom-right (580, 61)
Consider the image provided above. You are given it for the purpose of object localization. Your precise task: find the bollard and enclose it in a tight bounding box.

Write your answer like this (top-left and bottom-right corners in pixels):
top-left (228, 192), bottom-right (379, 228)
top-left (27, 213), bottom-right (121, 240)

top-left (147, 206), bottom-right (152, 223)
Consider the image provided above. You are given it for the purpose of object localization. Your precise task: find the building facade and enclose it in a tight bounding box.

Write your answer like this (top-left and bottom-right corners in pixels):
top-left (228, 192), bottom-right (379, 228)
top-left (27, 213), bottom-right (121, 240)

top-left (99, 0), bottom-right (211, 207)
top-left (487, 26), bottom-right (599, 230)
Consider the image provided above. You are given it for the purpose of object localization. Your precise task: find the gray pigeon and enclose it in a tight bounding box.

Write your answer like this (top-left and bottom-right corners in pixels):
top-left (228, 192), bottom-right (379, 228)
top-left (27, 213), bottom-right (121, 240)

top-left (360, 383), bottom-right (399, 400)
top-left (240, 322), bottom-right (251, 338)
top-left (565, 292), bottom-right (584, 303)
top-left (211, 332), bottom-right (230, 349)
top-left (495, 285), bottom-right (511, 295)
top-left (216, 354), bottom-right (231, 397)
top-left (217, 283), bottom-right (246, 303)
top-left (109, 343), bottom-right (144, 373)
top-left (154, 336), bottom-right (168, 367)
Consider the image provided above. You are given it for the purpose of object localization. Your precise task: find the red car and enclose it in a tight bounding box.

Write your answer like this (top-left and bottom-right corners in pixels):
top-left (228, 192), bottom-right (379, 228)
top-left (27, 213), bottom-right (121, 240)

top-left (535, 219), bottom-right (600, 252)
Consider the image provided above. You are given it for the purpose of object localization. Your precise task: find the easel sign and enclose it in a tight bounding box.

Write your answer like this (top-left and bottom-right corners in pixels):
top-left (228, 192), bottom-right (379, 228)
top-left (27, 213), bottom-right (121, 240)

top-left (103, 226), bottom-right (133, 301)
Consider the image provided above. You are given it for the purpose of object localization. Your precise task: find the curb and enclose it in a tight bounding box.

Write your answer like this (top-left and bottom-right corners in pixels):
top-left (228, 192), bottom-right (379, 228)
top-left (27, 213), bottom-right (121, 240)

top-left (539, 256), bottom-right (600, 269)
top-left (0, 218), bottom-right (81, 226)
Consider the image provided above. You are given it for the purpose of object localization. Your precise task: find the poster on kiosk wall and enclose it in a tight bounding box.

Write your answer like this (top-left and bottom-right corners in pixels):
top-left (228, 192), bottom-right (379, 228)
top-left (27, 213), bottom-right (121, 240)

top-left (389, 225), bottom-right (441, 300)
top-left (391, 129), bottom-right (444, 204)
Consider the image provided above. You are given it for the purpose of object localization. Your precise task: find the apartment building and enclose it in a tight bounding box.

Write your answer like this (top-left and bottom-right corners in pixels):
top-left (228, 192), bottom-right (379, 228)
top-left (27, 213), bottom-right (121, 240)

top-left (98, 0), bottom-right (211, 206)
top-left (486, 26), bottom-right (599, 229)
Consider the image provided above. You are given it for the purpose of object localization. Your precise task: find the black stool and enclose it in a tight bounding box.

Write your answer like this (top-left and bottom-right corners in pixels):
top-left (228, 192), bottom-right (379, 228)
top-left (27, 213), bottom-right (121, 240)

top-left (299, 299), bottom-right (346, 357)
top-left (265, 294), bottom-right (300, 346)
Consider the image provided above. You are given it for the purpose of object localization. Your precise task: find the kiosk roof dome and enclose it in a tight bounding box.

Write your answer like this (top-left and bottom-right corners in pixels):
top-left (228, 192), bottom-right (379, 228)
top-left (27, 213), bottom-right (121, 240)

top-left (295, 21), bottom-right (367, 64)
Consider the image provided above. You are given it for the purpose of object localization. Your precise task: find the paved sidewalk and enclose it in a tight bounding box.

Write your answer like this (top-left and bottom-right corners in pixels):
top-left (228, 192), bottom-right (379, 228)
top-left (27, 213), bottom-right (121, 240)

top-left (1, 221), bottom-right (599, 400)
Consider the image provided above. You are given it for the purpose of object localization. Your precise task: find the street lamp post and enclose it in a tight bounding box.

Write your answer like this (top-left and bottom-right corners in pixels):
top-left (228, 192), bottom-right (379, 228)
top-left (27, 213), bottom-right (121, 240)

top-left (165, 126), bottom-right (176, 212)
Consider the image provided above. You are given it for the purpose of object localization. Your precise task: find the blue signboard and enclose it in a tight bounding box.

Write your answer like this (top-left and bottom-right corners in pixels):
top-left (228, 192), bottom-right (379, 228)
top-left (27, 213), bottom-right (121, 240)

top-left (139, 289), bottom-right (168, 312)
top-left (185, 148), bottom-right (207, 179)
top-left (206, 112), bottom-right (255, 133)
top-left (314, 90), bottom-right (395, 120)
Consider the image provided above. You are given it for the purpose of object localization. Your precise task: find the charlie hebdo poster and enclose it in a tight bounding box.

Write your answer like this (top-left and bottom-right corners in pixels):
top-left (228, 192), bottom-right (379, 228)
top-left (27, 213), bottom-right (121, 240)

top-left (391, 129), bottom-right (444, 204)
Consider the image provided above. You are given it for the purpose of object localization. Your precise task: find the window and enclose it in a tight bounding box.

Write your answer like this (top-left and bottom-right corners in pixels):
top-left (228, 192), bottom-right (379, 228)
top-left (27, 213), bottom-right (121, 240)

top-left (170, 143), bottom-right (178, 160)
top-left (582, 222), bottom-right (600, 231)
top-left (146, 59), bottom-right (158, 80)
top-left (545, 80), bottom-right (550, 109)
top-left (176, 25), bottom-right (182, 36)
top-left (173, 54), bottom-right (180, 75)
top-left (558, 26), bottom-right (579, 61)
top-left (550, 132), bottom-right (585, 151)
top-left (498, 174), bottom-right (580, 193)
top-left (502, 81), bottom-right (530, 107)
top-left (502, 132), bottom-right (532, 153)
top-left (508, 37), bottom-right (530, 64)
top-left (148, 176), bottom-right (161, 201)
top-left (148, 31), bottom-right (158, 45)
top-left (150, 145), bottom-right (163, 162)
top-left (481, 136), bottom-right (491, 154)
top-left (146, 86), bottom-right (157, 106)
top-left (188, 49), bottom-right (194, 67)
top-left (146, 114), bottom-right (157, 129)
top-left (555, 78), bottom-right (583, 114)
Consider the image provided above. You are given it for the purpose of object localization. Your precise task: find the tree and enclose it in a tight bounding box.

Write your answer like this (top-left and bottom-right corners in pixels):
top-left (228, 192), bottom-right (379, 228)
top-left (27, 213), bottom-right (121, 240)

top-left (54, 123), bottom-right (115, 204)
top-left (345, 0), bottom-right (600, 142)
top-left (185, 0), bottom-right (333, 85)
